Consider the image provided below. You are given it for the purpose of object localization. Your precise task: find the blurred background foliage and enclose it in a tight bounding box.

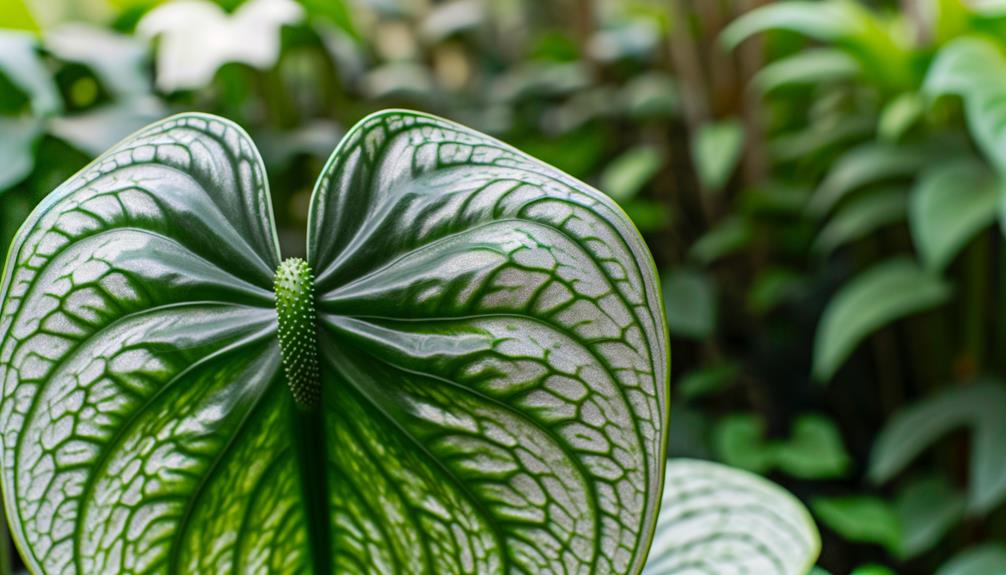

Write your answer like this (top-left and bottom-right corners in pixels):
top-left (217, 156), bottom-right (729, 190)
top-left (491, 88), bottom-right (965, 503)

top-left (3, 0), bottom-right (1006, 572)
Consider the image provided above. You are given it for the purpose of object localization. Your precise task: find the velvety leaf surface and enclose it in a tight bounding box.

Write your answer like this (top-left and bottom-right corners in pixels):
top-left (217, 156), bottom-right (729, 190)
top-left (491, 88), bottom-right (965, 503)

top-left (0, 110), bottom-right (669, 574)
top-left (642, 459), bottom-right (820, 575)
top-left (307, 111), bottom-right (669, 574)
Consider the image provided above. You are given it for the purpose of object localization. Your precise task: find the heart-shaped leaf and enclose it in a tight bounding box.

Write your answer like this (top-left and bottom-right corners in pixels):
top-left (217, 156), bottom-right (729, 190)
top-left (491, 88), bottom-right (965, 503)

top-left (0, 110), bottom-right (669, 574)
top-left (643, 458), bottom-right (820, 575)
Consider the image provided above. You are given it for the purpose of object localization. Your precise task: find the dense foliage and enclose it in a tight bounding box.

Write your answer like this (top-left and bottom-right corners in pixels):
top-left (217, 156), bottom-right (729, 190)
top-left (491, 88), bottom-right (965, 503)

top-left (3, 0), bottom-right (1006, 572)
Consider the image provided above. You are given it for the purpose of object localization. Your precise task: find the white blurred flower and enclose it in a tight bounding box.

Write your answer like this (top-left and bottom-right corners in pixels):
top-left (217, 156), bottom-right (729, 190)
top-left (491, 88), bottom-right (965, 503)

top-left (138, 0), bottom-right (304, 92)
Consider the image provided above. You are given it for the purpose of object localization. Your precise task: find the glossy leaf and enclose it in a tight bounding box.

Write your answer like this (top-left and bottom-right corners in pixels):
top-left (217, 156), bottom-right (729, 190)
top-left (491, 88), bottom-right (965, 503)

top-left (643, 459), bottom-right (819, 575)
top-left (869, 379), bottom-right (1006, 513)
top-left (813, 258), bottom-right (952, 382)
top-left (909, 159), bottom-right (998, 272)
top-left (0, 111), bottom-right (670, 574)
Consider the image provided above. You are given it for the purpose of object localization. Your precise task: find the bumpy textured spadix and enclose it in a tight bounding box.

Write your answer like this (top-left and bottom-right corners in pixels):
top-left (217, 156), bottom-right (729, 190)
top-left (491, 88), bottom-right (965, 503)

top-left (274, 258), bottom-right (321, 408)
top-left (0, 111), bottom-right (669, 574)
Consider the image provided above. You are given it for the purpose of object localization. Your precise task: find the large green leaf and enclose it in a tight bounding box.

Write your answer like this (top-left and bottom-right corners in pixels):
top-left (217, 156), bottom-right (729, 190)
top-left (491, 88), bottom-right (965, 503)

top-left (643, 458), bottom-right (820, 575)
top-left (869, 379), bottom-right (1006, 513)
top-left (813, 258), bottom-right (952, 381)
top-left (0, 111), bottom-right (670, 573)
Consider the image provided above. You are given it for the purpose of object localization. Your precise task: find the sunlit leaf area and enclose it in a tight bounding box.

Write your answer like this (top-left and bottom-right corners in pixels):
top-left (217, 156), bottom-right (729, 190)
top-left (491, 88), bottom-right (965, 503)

top-left (2, 0), bottom-right (1006, 573)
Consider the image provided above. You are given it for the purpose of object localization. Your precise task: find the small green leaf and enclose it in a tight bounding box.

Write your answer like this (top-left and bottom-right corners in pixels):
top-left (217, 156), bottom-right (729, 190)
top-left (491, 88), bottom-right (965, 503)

top-left (937, 544), bottom-right (1006, 575)
top-left (714, 414), bottom-right (774, 473)
top-left (619, 72), bottom-right (679, 119)
top-left (773, 415), bottom-right (851, 480)
top-left (897, 476), bottom-right (966, 559)
top-left (809, 143), bottom-right (930, 217)
top-left (910, 159), bottom-right (998, 272)
top-left (690, 215), bottom-right (753, 264)
top-left (813, 258), bottom-right (952, 382)
top-left (814, 188), bottom-right (907, 256)
top-left (692, 119), bottom-right (744, 191)
top-left (753, 49), bottom-right (859, 94)
top-left (812, 496), bottom-right (901, 555)
top-left (870, 379), bottom-right (1006, 513)
top-left (879, 92), bottom-right (924, 142)
top-left (600, 145), bottom-right (664, 203)
top-left (715, 413), bottom-right (850, 479)
top-left (661, 267), bottom-right (716, 339)
top-left (677, 362), bottom-right (739, 401)
top-left (644, 459), bottom-right (820, 575)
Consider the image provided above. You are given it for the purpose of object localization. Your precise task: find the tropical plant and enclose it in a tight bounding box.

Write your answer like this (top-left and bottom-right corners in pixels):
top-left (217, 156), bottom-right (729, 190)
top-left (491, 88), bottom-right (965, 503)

top-left (0, 110), bottom-right (817, 573)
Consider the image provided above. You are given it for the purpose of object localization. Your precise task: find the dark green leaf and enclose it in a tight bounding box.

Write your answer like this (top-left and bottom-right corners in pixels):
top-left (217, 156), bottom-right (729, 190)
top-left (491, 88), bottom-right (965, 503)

top-left (813, 258), bottom-right (952, 382)
top-left (811, 496), bottom-right (901, 555)
top-left (643, 459), bottom-right (820, 575)
top-left (869, 379), bottom-right (1006, 513)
